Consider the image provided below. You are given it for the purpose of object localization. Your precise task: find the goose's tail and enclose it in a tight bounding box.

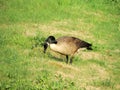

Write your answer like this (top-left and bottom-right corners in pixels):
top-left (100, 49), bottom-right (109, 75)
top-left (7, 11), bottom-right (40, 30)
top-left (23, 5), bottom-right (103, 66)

top-left (79, 41), bottom-right (92, 50)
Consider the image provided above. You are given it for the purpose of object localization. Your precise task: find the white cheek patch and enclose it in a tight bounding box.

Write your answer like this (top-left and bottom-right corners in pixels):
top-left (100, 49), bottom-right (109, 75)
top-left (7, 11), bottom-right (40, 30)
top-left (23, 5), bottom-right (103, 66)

top-left (47, 42), bottom-right (50, 45)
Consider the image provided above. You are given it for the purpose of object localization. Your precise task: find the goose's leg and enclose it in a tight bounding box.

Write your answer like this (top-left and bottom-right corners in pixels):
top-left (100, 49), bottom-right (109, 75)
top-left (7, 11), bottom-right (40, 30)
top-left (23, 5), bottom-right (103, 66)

top-left (66, 55), bottom-right (69, 64)
top-left (70, 53), bottom-right (76, 64)
top-left (70, 57), bottom-right (73, 64)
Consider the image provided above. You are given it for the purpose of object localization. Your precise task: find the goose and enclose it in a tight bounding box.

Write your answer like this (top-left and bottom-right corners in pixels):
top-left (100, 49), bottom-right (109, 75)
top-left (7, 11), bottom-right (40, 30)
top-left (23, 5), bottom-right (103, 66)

top-left (43, 36), bottom-right (92, 64)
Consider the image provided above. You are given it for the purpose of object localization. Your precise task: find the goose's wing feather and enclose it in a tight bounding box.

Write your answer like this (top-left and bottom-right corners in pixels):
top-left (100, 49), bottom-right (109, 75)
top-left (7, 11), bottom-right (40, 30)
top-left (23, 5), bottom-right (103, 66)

top-left (57, 36), bottom-right (92, 50)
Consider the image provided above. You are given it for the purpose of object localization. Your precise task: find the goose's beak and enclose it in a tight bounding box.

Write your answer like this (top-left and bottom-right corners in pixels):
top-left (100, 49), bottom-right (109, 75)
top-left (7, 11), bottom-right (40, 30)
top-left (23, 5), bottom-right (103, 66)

top-left (43, 42), bottom-right (48, 53)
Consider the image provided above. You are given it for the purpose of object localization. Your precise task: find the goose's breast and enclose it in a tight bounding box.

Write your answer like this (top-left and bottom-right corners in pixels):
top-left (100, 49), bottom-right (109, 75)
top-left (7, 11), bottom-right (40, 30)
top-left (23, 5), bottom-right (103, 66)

top-left (50, 43), bottom-right (77, 55)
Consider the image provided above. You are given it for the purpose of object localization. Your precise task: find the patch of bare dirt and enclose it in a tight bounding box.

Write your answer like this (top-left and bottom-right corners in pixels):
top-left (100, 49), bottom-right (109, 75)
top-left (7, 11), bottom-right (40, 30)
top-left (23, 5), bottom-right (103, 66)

top-left (55, 71), bottom-right (74, 79)
top-left (48, 61), bottom-right (79, 72)
top-left (77, 51), bottom-right (103, 60)
top-left (85, 86), bottom-right (101, 90)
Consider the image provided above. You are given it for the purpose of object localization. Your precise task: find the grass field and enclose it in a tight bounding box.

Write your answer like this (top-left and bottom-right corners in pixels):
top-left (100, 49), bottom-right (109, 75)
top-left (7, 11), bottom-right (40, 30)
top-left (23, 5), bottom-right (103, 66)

top-left (0, 0), bottom-right (120, 90)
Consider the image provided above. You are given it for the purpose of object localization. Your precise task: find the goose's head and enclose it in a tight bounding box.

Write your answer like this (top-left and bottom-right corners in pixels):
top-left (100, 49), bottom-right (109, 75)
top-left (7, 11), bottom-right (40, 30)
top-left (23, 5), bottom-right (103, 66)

top-left (43, 36), bottom-right (57, 53)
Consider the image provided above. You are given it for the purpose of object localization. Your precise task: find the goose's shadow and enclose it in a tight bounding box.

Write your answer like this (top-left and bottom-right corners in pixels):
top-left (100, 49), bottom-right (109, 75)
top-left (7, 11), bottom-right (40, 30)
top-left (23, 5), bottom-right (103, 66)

top-left (47, 53), bottom-right (66, 62)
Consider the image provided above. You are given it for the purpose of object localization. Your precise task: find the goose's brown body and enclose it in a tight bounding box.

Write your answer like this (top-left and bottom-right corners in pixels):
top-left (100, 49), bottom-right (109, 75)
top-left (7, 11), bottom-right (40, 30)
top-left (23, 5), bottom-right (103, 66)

top-left (44, 36), bottom-right (92, 64)
top-left (50, 36), bottom-right (84, 56)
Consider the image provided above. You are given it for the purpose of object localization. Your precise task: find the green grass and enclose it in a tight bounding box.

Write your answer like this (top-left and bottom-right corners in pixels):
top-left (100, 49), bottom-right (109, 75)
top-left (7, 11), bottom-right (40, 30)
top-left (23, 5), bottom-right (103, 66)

top-left (0, 0), bottom-right (120, 90)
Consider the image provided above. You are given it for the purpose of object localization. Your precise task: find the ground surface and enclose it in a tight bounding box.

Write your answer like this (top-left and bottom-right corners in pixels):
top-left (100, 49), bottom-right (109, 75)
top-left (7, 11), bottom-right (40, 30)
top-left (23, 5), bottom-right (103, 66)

top-left (0, 0), bottom-right (120, 90)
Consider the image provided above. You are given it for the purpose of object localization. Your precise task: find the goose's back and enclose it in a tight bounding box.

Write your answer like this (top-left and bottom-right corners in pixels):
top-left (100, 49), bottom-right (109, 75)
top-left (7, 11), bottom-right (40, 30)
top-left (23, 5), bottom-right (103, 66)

top-left (50, 36), bottom-right (81, 55)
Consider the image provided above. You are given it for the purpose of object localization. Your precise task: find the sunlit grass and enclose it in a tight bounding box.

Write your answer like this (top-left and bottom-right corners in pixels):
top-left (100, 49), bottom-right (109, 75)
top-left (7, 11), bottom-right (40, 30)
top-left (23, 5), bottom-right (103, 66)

top-left (0, 0), bottom-right (120, 90)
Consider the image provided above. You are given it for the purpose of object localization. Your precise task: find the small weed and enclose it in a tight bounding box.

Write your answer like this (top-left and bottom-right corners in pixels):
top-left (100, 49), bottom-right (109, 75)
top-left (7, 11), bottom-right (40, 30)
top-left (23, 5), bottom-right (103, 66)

top-left (31, 32), bottom-right (46, 49)
top-left (92, 78), bottom-right (115, 89)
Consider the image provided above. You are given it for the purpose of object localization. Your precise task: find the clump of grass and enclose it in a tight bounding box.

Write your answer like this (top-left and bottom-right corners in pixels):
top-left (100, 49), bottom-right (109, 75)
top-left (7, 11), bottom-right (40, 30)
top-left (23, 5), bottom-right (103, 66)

top-left (92, 78), bottom-right (115, 89)
top-left (31, 33), bottom-right (46, 49)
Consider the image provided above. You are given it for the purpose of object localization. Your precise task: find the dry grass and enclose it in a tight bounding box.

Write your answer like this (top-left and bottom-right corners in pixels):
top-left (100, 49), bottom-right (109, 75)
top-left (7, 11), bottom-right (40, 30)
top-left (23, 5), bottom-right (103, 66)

top-left (78, 51), bottom-right (103, 60)
top-left (38, 20), bottom-right (94, 40)
top-left (46, 59), bottom-right (110, 90)
top-left (48, 60), bottom-right (109, 80)
top-left (1, 20), bottom-right (117, 90)
top-left (1, 0), bottom-right (119, 89)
